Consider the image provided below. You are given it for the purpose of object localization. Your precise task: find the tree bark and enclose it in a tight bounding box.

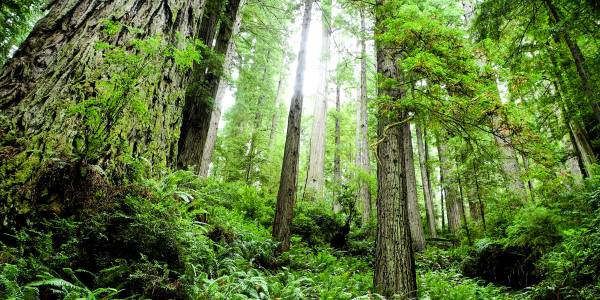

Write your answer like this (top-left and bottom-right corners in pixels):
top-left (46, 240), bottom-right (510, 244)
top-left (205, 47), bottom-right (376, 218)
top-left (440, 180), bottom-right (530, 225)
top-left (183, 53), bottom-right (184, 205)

top-left (0, 0), bottom-right (207, 220)
top-left (305, 0), bottom-right (332, 201)
top-left (404, 124), bottom-right (426, 251)
top-left (245, 56), bottom-right (270, 184)
top-left (272, 0), bottom-right (312, 253)
top-left (357, 7), bottom-right (372, 224)
top-left (437, 138), bottom-right (461, 233)
top-left (373, 0), bottom-right (417, 297)
top-left (416, 122), bottom-right (436, 238)
top-left (178, 0), bottom-right (242, 171)
top-left (198, 0), bottom-right (245, 177)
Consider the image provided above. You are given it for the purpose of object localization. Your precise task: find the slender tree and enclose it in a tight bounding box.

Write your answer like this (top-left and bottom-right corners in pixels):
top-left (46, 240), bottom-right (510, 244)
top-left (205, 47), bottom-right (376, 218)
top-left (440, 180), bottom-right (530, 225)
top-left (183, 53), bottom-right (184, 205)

top-left (404, 124), bottom-right (426, 251)
top-left (357, 7), bottom-right (372, 224)
top-left (305, 0), bottom-right (332, 200)
top-left (272, 0), bottom-right (313, 252)
top-left (416, 122), bottom-right (437, 237)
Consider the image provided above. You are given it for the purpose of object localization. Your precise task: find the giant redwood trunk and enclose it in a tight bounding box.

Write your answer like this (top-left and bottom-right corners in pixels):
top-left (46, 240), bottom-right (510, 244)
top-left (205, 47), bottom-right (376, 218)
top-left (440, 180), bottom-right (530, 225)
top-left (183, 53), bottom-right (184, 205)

top-left (305, 0), bottom-right (331, 200)
top-left (404, 124), bottom-right (426, 252)
top-left (272, 0), bottom-right (312, 253)
top-left (373, 0), bottom-right (417, 297)
top-left (177, 0), bottom-right (242, 171)
top-left (0, 0), bottom-right (206, 223)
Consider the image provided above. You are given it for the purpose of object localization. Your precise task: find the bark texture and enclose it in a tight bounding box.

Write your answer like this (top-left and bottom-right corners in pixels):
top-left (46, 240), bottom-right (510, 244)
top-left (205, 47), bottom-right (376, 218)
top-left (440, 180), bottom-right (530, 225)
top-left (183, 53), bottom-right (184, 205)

top-left (404, 124), bottom-right (426, 251)
top-left (0, 0), bottom-right (206, 220)
top-left (305, 0), bottom-right (331, 200)
top-left (178, 0), bottom-right (242, 171)
top-left (272, 0), bottom-right (312, 253)
top-left (416, 122), bottom-right (436, 237)
top-left (373, 0), bottom-right (417, 297)
top-left (357, 8), bottom-right (372, 224)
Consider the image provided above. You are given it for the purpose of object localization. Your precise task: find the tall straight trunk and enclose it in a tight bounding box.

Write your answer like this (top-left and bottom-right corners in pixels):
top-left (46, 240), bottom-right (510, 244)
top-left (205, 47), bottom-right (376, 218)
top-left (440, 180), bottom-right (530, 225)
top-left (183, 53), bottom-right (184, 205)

top-left (457, 175), bottom-right (472, 245)
top-left (416, 122), bottom-right (436, 237)
top-left (404, 124), bottom-right (426, 251)
top-left (304, 0), bottom-right (332, 200)
top-left (544, 0), bottom-right (600, 123)
top-left (472, 163), bottom-right (487, 232)
top-left (373, 1), bottom-right (417, 297)
top-left (178, 0), bottom-right (242, 171)
top-left (272, 0), bottom-right (312, 253)
top-left (492, 115), bottom-right (527, 201)
top-left (245, 56), bottom-right (271, 183)
top-left (357, 7), bottom-right (372, 224)
top-left (437, 139), bottom-right (461, 233)
top-left (521, 153), bottom-right (535, 200)
top-left (268, 67), bottom-right (286, 149)
top-left (0, 0), bottom-right (206, 220)
top-left (548, 48), bottom-right (596, 176)
top-left (198, 0), bottom-right (245, 177)
top-left (333, 82), bottom-right (343, 213)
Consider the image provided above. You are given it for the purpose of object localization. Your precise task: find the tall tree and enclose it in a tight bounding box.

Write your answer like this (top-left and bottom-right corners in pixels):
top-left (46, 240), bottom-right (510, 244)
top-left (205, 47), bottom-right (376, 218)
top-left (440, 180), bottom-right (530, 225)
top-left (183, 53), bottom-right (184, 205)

top-left (198, 0), bottom-right (246, 177)
top-left (178, 0), bottom-right (243, 171)
top-left (437, 138), bottom-right (462, 233)
top-left (416, 122), bottom-right (437, 237)
top-left (305, 0), bottom-right (332, 200)
top-left (373, 0), bottom-right (417, 297)
top-left (272, 0), bottom-right (313, 252)
top-left (404, 124), bottom-right (426, 251)
top-left (356, 7), bottom-right (372, 224)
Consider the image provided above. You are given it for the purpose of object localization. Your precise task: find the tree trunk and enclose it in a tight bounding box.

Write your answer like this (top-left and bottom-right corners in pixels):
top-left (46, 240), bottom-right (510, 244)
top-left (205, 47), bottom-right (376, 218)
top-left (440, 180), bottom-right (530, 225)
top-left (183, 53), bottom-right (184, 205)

top-left (272, 0), bottom-right (312, 253)
top-left (415, 122), bottom-right (436, 238)
top-left (0, 0), bottom-right (206, 221)
top-left (472, 163), bottom-right (487, 232)
top-left (373, 0), bottom-right (417, 297)
top-left (198, 0), bottom-right (245, 177)
top-left (305, 0), bottom-right (331, 201)
top-left (245, 56), bottom-right (270, 184)
top-left (177, 0), bottom-right (242, 171)
top-left (457, 174), bottom-right (472, 245)
top-left (268, 66), bottom-right (286, 150)
top-left (437, 139), bottom-right (461, 233)
top-left (357, 7), bottom-right (372, 224)
top-left (492, 114), bottom-right (527, 201)
top-left (404, 124), bottom-right (426, 251)
top-left (333, 82), bottom-right (343, 213)
top-left (544, 0), bottom-right (600, 123)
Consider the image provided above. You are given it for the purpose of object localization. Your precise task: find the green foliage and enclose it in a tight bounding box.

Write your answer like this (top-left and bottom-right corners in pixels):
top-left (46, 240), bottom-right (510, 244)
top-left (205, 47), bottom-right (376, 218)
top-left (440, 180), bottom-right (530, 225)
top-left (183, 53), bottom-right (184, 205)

top-left (504, 206), bottom-right (562, 253)
top-left (0, 0), bottom-right (45, 64)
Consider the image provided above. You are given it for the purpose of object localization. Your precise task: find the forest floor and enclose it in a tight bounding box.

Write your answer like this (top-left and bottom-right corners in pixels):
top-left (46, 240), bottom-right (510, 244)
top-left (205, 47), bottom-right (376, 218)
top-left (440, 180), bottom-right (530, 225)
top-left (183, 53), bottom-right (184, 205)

top-left (1, 168), bottom-right (598, 299)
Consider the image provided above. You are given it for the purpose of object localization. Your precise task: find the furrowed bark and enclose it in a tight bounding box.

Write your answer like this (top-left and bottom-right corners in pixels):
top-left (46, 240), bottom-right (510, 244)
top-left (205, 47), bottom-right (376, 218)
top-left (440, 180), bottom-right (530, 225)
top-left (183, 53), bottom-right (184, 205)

top-left (0, 0), bottom-right (207, 222)
top-left (373, 0), bottom-right (417, 297)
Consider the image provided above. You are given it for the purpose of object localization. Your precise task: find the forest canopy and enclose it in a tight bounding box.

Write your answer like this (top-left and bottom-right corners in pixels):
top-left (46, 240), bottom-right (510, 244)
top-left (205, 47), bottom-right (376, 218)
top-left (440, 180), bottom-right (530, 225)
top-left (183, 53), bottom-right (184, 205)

top-left (0, 0), bottom-right (599, 299)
